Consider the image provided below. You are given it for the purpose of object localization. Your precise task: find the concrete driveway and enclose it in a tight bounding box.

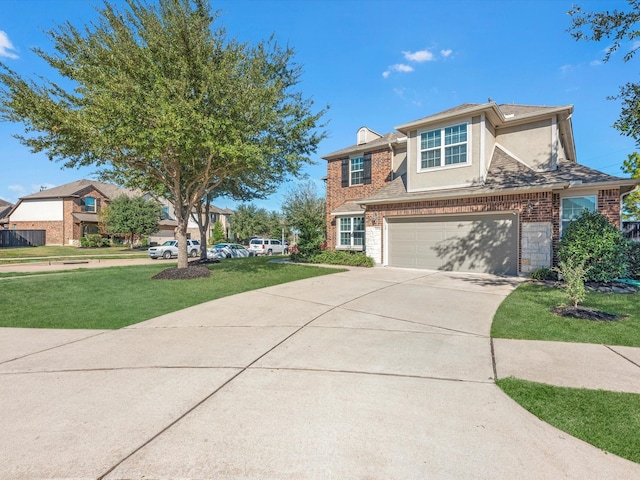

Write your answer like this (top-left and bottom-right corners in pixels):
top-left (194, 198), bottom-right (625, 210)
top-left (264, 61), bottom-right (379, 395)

top-left (1, 267), bottom-right (638, 479)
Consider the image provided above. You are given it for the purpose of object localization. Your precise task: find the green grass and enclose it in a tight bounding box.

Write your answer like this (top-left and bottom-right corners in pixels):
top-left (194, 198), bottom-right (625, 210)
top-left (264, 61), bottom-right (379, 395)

top-left (0, 245), bottom-right (148, 263)
top-left (0, 257), bottom-right (343, 329)
top-left (497, 377), bottom-right (640, 464)
top-left (491, 282), bottom-right (640, 347)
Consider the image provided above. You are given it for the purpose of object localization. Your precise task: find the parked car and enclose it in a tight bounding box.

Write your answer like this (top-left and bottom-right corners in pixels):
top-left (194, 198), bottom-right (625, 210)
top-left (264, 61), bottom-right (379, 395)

top-left (248, 238), bottom-right (287, 256)
top-left (207, 243), bottom-right (255, 259)
top-left (148, 239), bottom-right (201, 259)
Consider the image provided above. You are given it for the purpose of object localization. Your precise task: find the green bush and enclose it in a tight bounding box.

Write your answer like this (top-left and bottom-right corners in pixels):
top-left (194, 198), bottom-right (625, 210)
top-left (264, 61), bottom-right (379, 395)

top-left (628, 241), bottom-right (640, 279)
top-left (558, 211), bottom-right (628, 282)
top-left (304, 249), bottom-right (375, 267)
top-left (80, 234), bottom-right (110, 248)
top-left (529, 267), bottom-right (557, 281)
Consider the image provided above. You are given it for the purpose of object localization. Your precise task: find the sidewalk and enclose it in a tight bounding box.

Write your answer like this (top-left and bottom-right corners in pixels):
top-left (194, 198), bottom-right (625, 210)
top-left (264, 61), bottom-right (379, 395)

top-left (494, 338), bottom-right (640, 394)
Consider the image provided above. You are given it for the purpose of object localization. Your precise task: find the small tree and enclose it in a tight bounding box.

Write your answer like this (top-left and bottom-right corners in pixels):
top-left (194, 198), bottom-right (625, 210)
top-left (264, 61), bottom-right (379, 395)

top-left (558, 210), bottom-right (628, 282)
top-left (282, 180), bottom-right (325, 258)
top-left (230, 204), bottom-right (270, 241)
top-left (622, 152), bottom-right (640, 221)
top-left (211, 221), bottom-right (225, 245)
top-left (557, 259), bottom-right (588, 308)
top-left (99, 195), bottom-right (160, 249)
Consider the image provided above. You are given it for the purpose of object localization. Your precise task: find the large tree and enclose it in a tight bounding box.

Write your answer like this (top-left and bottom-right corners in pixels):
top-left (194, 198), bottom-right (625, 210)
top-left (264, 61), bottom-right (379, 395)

top-left (0, 0), bottom-right (326, 268)
top-left (99, 195), bottom-right (161, 248)
top-left (568, 1), bottom-right (640, 142)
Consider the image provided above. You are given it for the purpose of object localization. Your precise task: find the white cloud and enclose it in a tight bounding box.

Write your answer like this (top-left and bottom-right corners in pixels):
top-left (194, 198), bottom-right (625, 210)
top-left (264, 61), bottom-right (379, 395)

top-left (590, 60), bottom-right (602, 66)
top-left (8, 184), bottom-right (25, 193)
top-left (0, 31), bottom-right (18, 59)
top-left (403, 49), bottom-right (434, 63)
top-left (440, 49), bottom-right (452, 58)
top-left (632, 41), bottom-right (640, 51)
top-left (382, 63), bottom-right (414, 78)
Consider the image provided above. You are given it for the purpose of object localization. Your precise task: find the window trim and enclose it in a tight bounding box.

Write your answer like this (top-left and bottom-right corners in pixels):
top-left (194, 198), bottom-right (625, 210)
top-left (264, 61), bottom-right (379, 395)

top-left (84, 197), bottom-right (97, 213)
top-left (560, 195), bottom-right (597, 235)
top-left (337, 216), bottom-right (365, 250)
top-left (417, 122), bottom-right (470, 172)
top-left (350, 156), bottom-right (364, 186)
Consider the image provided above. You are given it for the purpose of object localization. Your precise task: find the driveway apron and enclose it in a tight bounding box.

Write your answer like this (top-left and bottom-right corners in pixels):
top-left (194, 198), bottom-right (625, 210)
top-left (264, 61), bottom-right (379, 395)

top-left (1, 268), bottom-right (638, 479)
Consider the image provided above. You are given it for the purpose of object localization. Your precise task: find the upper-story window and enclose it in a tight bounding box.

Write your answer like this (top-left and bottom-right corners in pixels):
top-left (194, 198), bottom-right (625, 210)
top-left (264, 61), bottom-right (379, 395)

top-left (83, 197), bottom-right (96, 213)
top-left (341, 153), bottom-right (372, 187)
top-left (420, 123), bottom-right (468, 169)
top-left (161, 206), bottom-right (170, 219)
top-left (350, 157), bottom-right (364, 185)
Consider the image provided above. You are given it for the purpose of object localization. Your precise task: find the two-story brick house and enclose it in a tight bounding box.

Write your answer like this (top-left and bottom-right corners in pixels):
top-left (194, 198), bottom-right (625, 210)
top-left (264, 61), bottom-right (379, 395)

top-left (324, 102), bottom-right (639, 275)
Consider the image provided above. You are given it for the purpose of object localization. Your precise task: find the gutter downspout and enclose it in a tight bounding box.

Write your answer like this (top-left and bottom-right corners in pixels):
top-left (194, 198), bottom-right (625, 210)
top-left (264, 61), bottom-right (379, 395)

top-left (620, 186), bottom-right (639, 229)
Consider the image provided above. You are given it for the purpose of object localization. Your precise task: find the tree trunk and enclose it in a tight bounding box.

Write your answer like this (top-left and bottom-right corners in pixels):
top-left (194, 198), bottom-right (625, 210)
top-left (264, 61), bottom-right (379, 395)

top-left (175, 221), bottom-right (189, 269)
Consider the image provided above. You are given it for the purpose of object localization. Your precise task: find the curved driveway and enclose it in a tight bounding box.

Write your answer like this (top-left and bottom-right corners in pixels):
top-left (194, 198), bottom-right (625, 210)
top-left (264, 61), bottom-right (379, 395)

top-left (1, 267), bottom-right (638, 479)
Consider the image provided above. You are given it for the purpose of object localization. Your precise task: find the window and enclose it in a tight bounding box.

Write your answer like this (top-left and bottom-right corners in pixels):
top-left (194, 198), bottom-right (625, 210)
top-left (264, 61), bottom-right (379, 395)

top-left (561, 196), bottom-right (596, 234)
top-left (83, 197), bottom-right (96, 213)
top-left (350, 157), bottom-right (364, 185)
top-left (341, 154), bottom-right (371, 187)
top-left (161, 206), bottom-right (170, 219)
top-left (420, 123), bottom-right (468, 169)
top-left (339, 217), bottom-right (365, 248)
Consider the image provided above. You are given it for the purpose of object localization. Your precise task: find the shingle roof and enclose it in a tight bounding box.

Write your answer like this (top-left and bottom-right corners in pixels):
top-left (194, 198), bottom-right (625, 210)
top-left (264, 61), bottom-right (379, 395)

top-left (21, 179), bottom-right (136, 200)
top-left (0, 198), bottom-right (12, 221)
top-left (358, 146), bottom-right (637, 205)
top-left (330, 201), bottom-right (365, 215)
top-left (322, 132), bottom-right (404, 160)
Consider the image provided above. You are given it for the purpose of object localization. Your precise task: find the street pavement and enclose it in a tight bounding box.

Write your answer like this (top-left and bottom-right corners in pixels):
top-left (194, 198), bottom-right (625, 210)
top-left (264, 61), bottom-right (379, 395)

top-left (1, 265), bottom-right (639, 479)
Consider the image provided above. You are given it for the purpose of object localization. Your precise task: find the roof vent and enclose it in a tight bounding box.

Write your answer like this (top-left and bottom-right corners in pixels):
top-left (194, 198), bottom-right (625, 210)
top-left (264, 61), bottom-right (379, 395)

top-left (504, 113), bottom-right (515, 119)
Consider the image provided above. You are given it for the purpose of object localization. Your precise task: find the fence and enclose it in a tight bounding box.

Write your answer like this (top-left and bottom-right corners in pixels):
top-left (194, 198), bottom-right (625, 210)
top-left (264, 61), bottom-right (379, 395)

top-left (0, 230), bottom-right (46, 247)
top-left (623, 222), bottom-right (640, 241)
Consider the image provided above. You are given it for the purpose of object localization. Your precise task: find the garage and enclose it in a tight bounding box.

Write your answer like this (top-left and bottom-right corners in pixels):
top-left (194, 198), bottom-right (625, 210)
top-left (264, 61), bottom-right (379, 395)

top-left (387, 214), bottom-right (518, 275)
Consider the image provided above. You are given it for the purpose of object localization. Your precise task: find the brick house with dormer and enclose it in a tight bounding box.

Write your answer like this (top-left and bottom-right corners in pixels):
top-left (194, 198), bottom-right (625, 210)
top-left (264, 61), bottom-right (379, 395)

top-left (324, 102), bottom-right (639, 275)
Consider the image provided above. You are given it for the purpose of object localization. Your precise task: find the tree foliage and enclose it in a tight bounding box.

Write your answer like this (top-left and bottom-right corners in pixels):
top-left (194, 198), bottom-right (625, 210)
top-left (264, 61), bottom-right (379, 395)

top-left (0, 0), bottom-right (326, 268)
top-left (211, 220), bottom-right (225, 244)
top-left (568, 2), bottom-right (640, 143)
top-left (622, 152), bottom-right (640, 220)
top-left (99, 195), bottom-right (160, 248)
top-left (558, 210), bottom-right (628, 282)
top-left (282, 180), bottom-right (325, 258)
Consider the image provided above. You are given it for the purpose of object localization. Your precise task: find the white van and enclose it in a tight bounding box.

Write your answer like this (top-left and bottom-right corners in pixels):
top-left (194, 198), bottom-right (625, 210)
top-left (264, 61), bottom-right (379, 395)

top-left (248, 238), bottom-right (286, 256)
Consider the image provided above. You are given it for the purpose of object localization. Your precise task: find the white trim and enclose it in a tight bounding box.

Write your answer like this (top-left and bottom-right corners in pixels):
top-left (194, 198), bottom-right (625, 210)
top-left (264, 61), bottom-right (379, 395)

top-left (480, 113), bottom-right (486, 183)
top-left (337, 215), bottom-right (366, 249)
top-left (416, 121), bottom-right (471, 172)
top-left (551, 116), bottom-right (558, 170)
top-left (349, 155), bottom-right (365, 186)
top-left (408, 181), bottom-right (477, 193)
top-left (331, 210), bottom-right (365, 216)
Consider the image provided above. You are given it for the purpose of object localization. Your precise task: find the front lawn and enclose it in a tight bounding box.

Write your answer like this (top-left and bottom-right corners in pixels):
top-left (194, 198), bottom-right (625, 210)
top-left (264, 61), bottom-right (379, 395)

top-left (497, 377), bottom-right (640, 464)
top-left (0, 257), bottom-right (343, 329)
top-left (491, 282), bottom-right (640, 347)
top-left (0, 245), bottom-right (148, 263)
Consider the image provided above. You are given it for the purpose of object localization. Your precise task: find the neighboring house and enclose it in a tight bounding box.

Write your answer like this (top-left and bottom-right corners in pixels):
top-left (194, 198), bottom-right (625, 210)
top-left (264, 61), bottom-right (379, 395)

top-left (0, 198), bottom-right (13, 226)
top-left (4, 180), bottom-right (136, 246)
top-left (324, 101), bottom-right (639, 275)
top-left (148, 198), bottom-right (233, 246)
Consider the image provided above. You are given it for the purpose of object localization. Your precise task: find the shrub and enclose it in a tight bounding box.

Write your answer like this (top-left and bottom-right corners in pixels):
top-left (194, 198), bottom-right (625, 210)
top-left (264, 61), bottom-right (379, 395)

top-left (557, 258), bottom-right (587, 308)
top-left (628, 241), bottom-right (640, 279)
top-left (80, 234), bottom-right (110, 248)
top-left (306, 249), bottom-right (375, 267)
top-left (558, 210), bottom-right (628, 282)
top-left (529, 267), bottom-right (557, 281)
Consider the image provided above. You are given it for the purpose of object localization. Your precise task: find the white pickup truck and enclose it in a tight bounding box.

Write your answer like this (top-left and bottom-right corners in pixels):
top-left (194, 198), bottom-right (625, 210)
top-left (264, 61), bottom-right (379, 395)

top-left (148, 239), bottom-right (201, 259)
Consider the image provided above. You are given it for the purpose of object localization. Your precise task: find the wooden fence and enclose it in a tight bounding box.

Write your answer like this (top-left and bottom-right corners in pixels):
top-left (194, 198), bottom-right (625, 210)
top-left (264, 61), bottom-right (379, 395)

top-left (0, 230), bottom-right (46, 247)
top-left (623, 222), bottom-right (640, 241)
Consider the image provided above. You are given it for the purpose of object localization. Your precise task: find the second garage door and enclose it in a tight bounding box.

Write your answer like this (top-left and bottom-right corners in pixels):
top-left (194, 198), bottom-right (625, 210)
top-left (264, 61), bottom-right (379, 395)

top-left (387, 214), bottom-right (518, 275)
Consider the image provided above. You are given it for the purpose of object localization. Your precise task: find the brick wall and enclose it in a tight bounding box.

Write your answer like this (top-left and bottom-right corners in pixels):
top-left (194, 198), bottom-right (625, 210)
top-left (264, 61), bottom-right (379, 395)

top-left (9, 221), bottom-right (63, 245)
top-left (326, 148), bottom-right (393, 246)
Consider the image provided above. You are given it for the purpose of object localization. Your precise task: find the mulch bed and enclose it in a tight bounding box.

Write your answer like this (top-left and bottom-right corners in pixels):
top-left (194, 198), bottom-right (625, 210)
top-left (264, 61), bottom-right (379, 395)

top-left (551, 305), bottom-right (628, 322)
top-left (151, 260), bottom-right (214, 280)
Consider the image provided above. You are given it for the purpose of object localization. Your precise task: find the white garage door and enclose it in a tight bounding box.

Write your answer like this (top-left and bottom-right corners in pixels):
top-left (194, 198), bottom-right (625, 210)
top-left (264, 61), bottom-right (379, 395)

top-left (387, 214), bottom-right (518, 275)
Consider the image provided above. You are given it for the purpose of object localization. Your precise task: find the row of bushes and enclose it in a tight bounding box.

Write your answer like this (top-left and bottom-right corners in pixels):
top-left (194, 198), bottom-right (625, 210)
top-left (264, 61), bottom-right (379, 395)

top-left (79, 234), bottom-right (111, 248)
top-left (291, 249), bottom-right (375, 267)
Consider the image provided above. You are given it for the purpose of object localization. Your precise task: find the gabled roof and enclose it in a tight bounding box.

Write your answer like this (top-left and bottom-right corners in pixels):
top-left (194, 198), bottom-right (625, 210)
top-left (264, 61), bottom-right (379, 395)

top-left (20, 179), bottom-right (136, 200)
top-left (0, 199), bottom-right (12, 222)
top-left (330, 201), bottom-right (365, 216)
top-left (358, 146), bottom-right (638, 205)
top-left (322, 132), bottom-right (405, 160)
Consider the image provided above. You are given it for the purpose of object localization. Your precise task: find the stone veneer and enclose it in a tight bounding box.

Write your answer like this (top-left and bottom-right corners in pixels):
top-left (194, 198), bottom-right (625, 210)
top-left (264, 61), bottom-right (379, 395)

top-left (520, 222), bottom-right (552, 273)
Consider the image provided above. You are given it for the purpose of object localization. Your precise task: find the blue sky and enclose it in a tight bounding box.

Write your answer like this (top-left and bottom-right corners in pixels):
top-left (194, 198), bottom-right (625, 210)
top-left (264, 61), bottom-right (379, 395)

top-left (1, 0), bottom-right (638, 211)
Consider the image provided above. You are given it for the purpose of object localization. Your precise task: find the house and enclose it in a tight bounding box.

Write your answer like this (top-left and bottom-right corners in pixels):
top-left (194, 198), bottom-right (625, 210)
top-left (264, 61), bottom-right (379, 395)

top-left (323, 101), bottom-right (639, 275)
top-left (0, 198), bottom-right (13, 225)
top-left (4, 179), bottom-right (136, 246)
top-left (149, 201), bottom-right (233, 246)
